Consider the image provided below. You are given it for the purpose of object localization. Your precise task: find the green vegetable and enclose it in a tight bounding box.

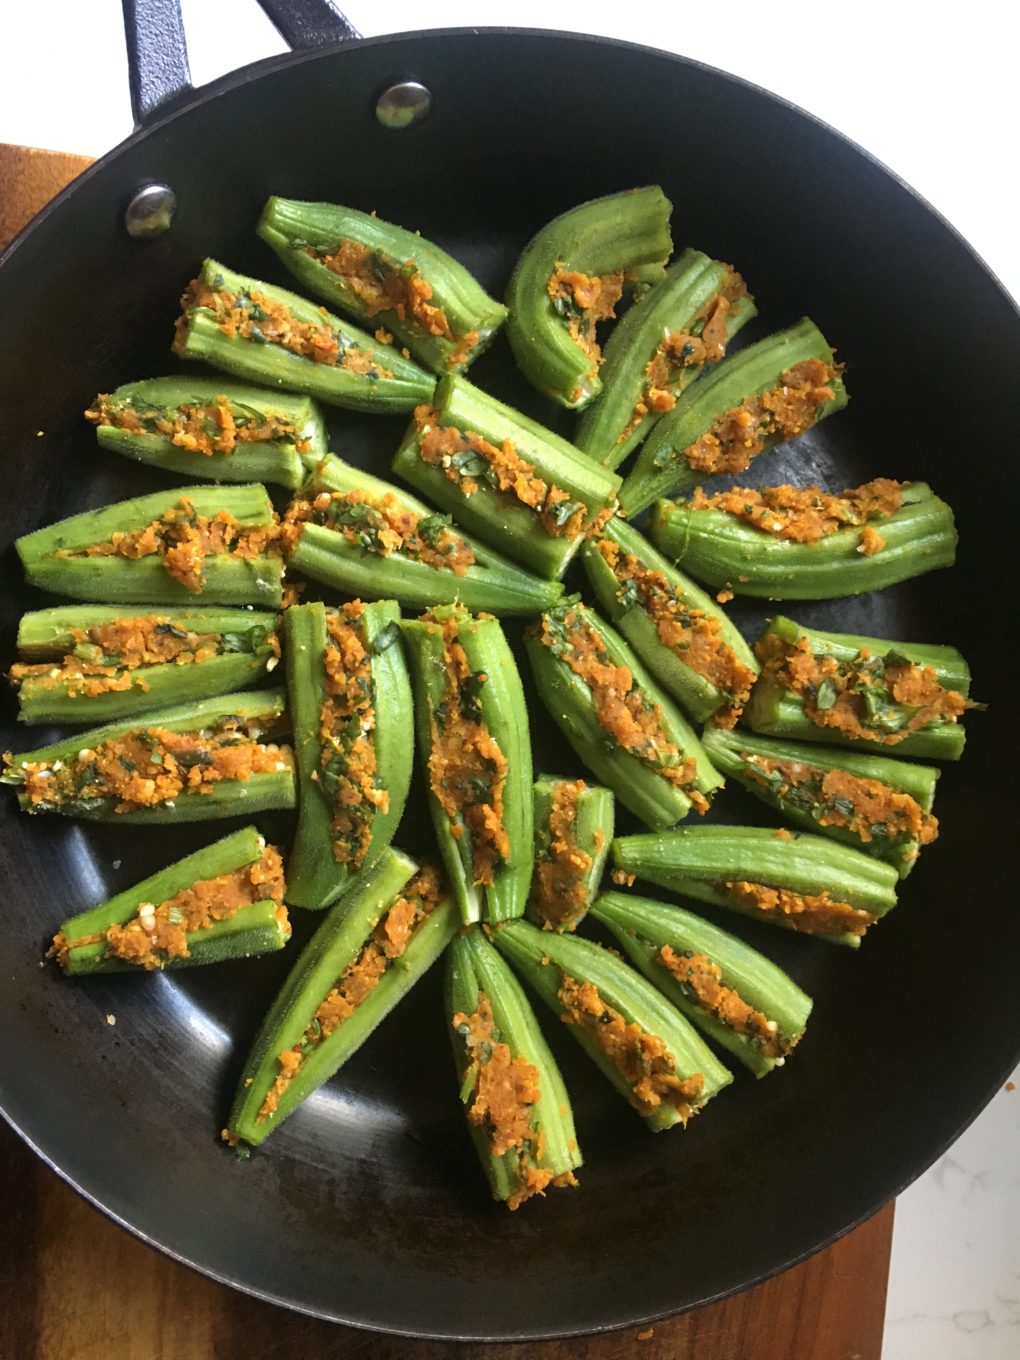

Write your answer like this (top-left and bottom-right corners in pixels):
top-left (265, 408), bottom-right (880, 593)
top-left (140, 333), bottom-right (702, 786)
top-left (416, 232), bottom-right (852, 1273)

top-left (612, 825), bottom-right (899, 947)
top-left (618, 318), bottom-right (848, 517)
top-left (574, 249), bottom-right (756, 468)
top-left (592, 892), bottom-right (812, 1078)
top-left (505, 187), bottom-right (673, 409)
top-left (446, 927), bottom-right (581, 1208)
top-left (527, 776), bottom-right (614, 932)
top-left (258, 196), bottom-right (507, 375)
top-left (53, 826), bottom-right (289, 974)
top-left (494, 919), bottom-right (732, 1130)
top-left (173, 258), bottom-right (434, 412)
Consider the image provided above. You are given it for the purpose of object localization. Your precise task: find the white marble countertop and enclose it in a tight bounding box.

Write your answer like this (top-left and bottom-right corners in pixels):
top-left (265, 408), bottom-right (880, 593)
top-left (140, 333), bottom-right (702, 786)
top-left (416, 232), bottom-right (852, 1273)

top-left (3, 4), bottom-right (1018, 1355)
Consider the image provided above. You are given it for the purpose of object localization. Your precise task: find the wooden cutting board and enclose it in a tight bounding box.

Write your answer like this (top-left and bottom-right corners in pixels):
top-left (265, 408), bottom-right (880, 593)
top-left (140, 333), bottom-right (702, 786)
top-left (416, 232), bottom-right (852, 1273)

top-left (0, 142), bottom-right (893, 1360)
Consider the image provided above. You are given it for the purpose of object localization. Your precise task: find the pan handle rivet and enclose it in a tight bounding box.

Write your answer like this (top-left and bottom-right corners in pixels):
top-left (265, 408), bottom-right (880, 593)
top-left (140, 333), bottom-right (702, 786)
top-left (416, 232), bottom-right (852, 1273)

top-left (376, 81), bottom-right (432, 130)
top-left (124, 183), bottom-right (177, 239)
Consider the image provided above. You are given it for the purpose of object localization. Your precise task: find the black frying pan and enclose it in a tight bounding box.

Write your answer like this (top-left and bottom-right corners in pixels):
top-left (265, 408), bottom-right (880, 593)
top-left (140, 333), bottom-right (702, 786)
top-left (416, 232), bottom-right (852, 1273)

top-left (1, 0), bottom-right (1018, 1342)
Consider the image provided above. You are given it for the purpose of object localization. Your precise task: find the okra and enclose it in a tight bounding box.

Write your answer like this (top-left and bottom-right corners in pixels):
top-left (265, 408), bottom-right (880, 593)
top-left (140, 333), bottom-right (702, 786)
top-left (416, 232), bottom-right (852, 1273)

top-left (51, 826), bottom-right (289, 975)
top-left (574, 249), bottom-right (756, 468)
top-left (446, 927), bottom-right (581, 1209)
top-left (11, 605), bottom-right (279, 725)
top-left (258, 196), bottom-right (507, 375)
top-left (579, 517), bottom-right (759, 728)
top-left (284, 453), bottom-right (564, 614)
top-left (505, 187), bottom-right (673, 409)
top-left (619, 318), bottom-right (849, 517)
top-left (592, 892), bottom-right (812, 1078)
top-left (524, 598), bottom-right (724, 830)
top-left (495, 919), bottom-right (732, 1130)
top-left (400, 605), bottom-right (533, 924)
top-left (173, 259), bottom-right (434, 412)
top-left (392, 375), bottom-right (622, 579)
top-left (527, 776), bottom-right (614, 933)
top-left (651, 479), bottom-right (957, 600)
top-left (85, 376), bottom-right (327, 489)
top-left (746, 615), bottom-right (979, 760)
top-left (16, 484), bottom-right (284, 607)
top-left (2, 689), bottom-right (294, 823)
top-left (701, 726), bottom-right (940, 878)
top-left (284, 601), bottom-right (413, 910)
top-left (612, 825), bottom-right (899, 947)
top-left (227, 852), bottom-right (458, 1146)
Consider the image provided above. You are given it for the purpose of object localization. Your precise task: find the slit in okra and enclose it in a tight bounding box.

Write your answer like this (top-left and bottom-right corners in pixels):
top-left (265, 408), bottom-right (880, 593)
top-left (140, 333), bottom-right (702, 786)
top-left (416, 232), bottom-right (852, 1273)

top-left (527, 776), bottom-right (614, 933)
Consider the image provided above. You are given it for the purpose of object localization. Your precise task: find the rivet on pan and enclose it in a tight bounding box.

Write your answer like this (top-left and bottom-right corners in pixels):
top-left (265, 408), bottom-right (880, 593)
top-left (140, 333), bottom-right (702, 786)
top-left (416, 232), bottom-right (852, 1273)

top-left (124, 183), bottom-right (177, 239)
top-left (376, 81), bottom-right (432, 130)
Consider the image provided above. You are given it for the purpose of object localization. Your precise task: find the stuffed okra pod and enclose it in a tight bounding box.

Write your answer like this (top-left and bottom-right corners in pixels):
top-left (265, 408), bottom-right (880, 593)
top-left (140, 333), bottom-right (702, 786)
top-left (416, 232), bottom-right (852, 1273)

top-left (227, 852), bottom-right (457, 1146)
top-left (446, 927), bottom-right (582, 1210)
top-left (285, 601), bottom-right (412, 910)
top-left (51, 826), bottom-right (289, 975)
top-left (612, 825), bottom-right (899, 947)
top-left (574, 249), bottom-right (755, 468)
top-left (701, 726), bottom-right (939, 878)
top-left (2, 689), bottom-right (294, 823)
top-left (282, 453), bottom-right (563, 614)
top-left (524, 598), bottom-right (724, 830)
top-left (746, 616), bottom-right (980, 760)
top-left (651, 479), bottom-right (957, 600)
top-left (84, 376), bottom-right (326, 489)
top-left (10, 605), bottom-right (279, 725)
top-left (16, 484), bottom-right (284, 607)
top-left (173, 259), bottom-right (435, 412)
top-left (495, 919), bottom-right (732, 1129)
top-left (580, 517), bottom-right (759, 728)
top-left (592, 892), bottom-right (812, 1078)
top-left (258, 196), bottom-right (507, 375)
top-left (619, 318), bottom-right (848, 517)
top-left (527, 776), bottom-right (614, 933)
top-left (392, 376), bottom-right (622, 579)
top-left (401, 605), bottom-right (533, 924)
top-left (505, 187), bottom-right (673, 409)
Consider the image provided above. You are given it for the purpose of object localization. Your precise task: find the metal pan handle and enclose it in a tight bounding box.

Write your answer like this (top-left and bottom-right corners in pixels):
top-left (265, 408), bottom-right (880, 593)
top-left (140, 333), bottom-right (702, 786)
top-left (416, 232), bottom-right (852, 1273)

top-left (121, 0), bottom-right (360, 126)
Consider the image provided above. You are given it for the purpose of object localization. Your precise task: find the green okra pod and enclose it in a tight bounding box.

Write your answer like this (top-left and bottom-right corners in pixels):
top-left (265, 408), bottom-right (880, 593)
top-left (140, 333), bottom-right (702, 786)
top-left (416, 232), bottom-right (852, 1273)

top-left (10, 605), bottom-right (279, 725)
top-left (392, 375), bottom-right (622, 579)
top-left (446, 927), bottom-right (582, 1209)
top-left (651, 479), bottom-right (957, 600)
top-left (173, 259), bottom-right (435, 412)
top-left (284, 600), bottom-right (413, 910)
top-left (619, 318), bottom-right (849, 517)
top-left (258, 196), bottom-right (507, 375)
top-left (1, 689), bottom-right (294, 823)
top-left (400, 605), bottom-right (533, 925)
top-left (495, 918), bottom-right (732, 1130)
top-left (524, 597), bottom-right (724, 830)
top-left (16, 484), bottom-right (284, 607)
top-left (701, 725), bottom-right (940, 878)
top-left (505, 187), bottom-right (673, 409)
top-left (527, 776), bottom-right (614, 933)
top-left (51, 826), bottom-right (290, 975)
top-left (612, 825), bottom-right (899, 948)
top-left (284, 453), bottom-right (564, 615)
top-left (579, 517), bottom-right (759, 728)
top-left (84, 376), bottom-right (326, 489)
top-left (574, 249), bottom-right (756, 468)
top-left (746, 615), bottom-right (980, 760)
top-left (592, 892), bottom-right (812, 1078)
top-left (227, 852), bottom-right (458, 1146)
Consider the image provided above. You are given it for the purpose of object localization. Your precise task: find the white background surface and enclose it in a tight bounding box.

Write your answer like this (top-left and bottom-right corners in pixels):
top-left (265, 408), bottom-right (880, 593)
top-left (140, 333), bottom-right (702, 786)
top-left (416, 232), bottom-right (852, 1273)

top-left (2, 4), bottom-right (1018, 1356)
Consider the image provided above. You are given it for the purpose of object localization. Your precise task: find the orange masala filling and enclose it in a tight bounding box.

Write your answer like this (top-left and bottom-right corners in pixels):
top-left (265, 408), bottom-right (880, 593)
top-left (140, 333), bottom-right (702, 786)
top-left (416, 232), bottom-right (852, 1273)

top-left (559, 975), bottom-right (704, 1121)
top-left (547, 268), bottom-right (624, 384)
top-left (595, 537), bottom-right (755, 728)
top-left (690, 478), bottom-right (902, 552)
top-left (658, 947), bottom-right (790, 1059)
top-left (532, 780), bottom-right (594, 932)
top-left (726, 880), bottom-right (876, 937)
top-left (84, 393), bottom-right (310, 458)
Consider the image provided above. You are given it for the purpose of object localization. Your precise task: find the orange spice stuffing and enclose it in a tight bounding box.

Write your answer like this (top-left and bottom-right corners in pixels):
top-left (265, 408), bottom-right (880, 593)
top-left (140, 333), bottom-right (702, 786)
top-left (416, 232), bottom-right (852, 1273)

top-left (309, 238), bottom-right (453, 339)
top-left (84, 393), bottom-right (310, 458)
top-left (531, 780), bottom-right (593, 932)
top-left (559, 976), bottom-right (704, 1121)
top-left (725, 880), bottom-right (876, 937)
top-left (595, 537), bottom-right (756, 728)
top-left (611, 869), bottom-right (636, 887)
top-left (689, 478), bottom-right (902, 548)
top-left (547, 267), bottom-right (624, 385)
top-left (658, 947), bottom-right (791, 1059)
top-left (683, 358), bottom-right (839, 476)
top-left (414, 406), bottom-right (587, 539)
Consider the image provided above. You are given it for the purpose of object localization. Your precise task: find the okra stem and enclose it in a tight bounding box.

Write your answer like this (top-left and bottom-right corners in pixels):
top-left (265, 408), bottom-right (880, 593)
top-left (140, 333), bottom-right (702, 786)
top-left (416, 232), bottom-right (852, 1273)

top-left (526, 776), bottom-right (614, 932)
